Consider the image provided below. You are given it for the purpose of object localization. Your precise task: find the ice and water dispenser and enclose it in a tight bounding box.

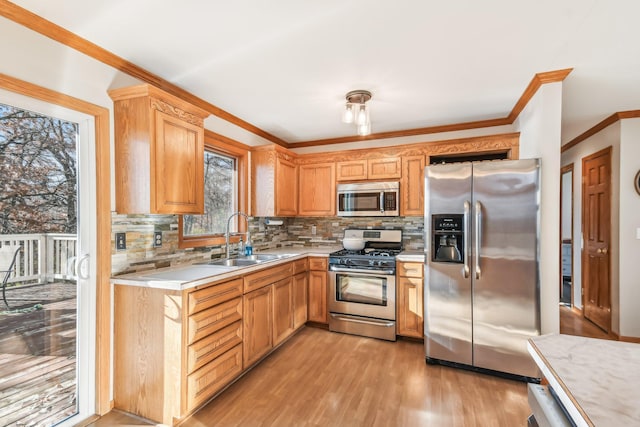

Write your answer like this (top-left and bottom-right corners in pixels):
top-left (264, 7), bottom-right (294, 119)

top-left (431, 214), bottom-right (464, 263)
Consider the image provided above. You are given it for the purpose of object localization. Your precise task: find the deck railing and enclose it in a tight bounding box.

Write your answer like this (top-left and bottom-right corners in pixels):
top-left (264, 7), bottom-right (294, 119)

top-left (0, 233), bottom-right (77, 284)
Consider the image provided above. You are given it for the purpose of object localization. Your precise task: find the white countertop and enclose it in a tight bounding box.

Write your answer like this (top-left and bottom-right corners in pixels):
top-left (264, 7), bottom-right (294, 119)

top-left (111, 246), bottom-right (339, 290)
top-left (112, 246), bottom-right (424, 291)
top-left (396, 250), bottom-right (425, 262)
top-left (528, 334), bottom-right (640, 427)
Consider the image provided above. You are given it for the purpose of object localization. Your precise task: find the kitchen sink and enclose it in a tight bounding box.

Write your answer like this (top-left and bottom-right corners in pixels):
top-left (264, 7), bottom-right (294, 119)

top-left (208, 258), bottom-right (260, 267)
top-left (205, 253), bottom-right (296, 267)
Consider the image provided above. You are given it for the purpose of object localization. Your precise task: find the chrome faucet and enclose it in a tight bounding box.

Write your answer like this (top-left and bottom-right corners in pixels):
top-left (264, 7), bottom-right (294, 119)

top-left (225, 211), bottom-right (249, 258)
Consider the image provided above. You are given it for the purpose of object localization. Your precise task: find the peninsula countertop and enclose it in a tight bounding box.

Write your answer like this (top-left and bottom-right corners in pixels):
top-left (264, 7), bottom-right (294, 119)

top-left (527, 334), bottom-right (640, 427)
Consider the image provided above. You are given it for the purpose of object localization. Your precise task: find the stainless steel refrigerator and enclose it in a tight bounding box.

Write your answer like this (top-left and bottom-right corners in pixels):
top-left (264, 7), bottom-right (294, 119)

top-left (424, 158), bottom-right (541, 380)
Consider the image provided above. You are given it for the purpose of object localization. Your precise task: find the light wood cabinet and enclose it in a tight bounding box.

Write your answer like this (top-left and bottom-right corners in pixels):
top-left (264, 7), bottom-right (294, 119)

top-left (293, 271), bottom-right (308, 329)
top-left (336, 160), bottom-right (368, 181)
top-left (336, 157), bottom-right (402, 182)
top-left (113, 276), bottom-right (243, 425)
top-left (307, 257), bottom-right (328, 324)
top-left (298, 163), bottom-right (336, 216)
top-left (396, 262), bottom-right (424, 338)
top-left (109, 84), bottom-right (208, 214)
top-left (243, 285), bottom-right (273, 368)
top-left (368, 157), bottom-right (402, 179)
top-left (272, 277), bottom-right (294, 346)
top-left (401, 155), bottom-right (425, 216)
top-left (292, 258), bottom-right (308, 329)
top-left (252, 148), bottom-right (298, 217)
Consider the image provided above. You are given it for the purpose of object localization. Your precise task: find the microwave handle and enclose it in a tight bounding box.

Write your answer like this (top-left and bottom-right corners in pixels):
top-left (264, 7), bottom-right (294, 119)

top-left (380, 192), bottom-right (384, 213)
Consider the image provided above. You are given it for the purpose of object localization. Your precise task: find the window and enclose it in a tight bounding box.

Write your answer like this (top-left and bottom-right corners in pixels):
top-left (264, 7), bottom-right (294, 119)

top-left (183, 150), bottom-right (236, 236)
top-left (179, 135), bottom-right (248, 248)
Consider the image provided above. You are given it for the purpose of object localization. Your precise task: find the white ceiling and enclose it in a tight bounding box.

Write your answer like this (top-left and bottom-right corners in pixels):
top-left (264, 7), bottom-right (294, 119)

top-left (10, 0), bottom-right (640, 145)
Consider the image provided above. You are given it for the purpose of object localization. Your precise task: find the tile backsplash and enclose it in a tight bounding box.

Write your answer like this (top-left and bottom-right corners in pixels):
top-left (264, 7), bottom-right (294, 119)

top-left (111, 213), bottom-right (424, 275)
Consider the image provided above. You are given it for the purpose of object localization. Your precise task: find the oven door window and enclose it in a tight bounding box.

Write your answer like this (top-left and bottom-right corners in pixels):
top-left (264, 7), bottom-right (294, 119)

top-left (338, 192), bottom-right (381, 212)
top-left (335, 274), bottom-right (387, 306)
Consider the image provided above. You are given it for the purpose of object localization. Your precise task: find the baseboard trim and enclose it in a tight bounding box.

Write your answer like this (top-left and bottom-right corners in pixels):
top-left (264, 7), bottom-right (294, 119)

top-left (619, 335), bottom-right (640, 344)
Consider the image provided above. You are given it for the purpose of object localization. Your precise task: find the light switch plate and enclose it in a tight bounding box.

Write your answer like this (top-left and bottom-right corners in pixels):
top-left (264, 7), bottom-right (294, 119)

top-left (116, 232), bottom-right (126, 250)
top-left (636, 227), bottom-right (640, 240)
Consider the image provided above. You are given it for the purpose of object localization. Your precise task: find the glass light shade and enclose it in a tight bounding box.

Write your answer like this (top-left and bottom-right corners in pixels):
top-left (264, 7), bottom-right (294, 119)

top-left (356, 104), bottom-right (368, 125)
top-left (357, 121), bottom-right (371, 136)
top-left (342, 103), bottom-right (354, 123)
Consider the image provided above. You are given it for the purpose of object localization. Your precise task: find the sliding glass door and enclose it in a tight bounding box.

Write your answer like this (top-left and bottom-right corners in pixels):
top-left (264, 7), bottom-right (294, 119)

top-left (0, 90), bottom-right (96, 426)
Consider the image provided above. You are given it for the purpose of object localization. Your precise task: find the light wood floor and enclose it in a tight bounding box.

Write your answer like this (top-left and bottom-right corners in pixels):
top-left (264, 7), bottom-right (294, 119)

top-left (91, 327), bottom-right (530, 427)
top-left (559, 305), bottom-right (613, 340)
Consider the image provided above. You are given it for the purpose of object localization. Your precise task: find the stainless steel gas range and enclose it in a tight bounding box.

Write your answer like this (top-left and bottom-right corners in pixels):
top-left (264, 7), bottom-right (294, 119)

top-left (328, 229), bottom-right (402, 341)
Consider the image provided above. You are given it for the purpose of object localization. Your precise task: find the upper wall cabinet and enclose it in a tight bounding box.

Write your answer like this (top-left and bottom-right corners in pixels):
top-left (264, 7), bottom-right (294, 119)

top-left (401, 155), bottom-right (425, 216)
top-left (109, 84), bottom-right (209, 214)
top-left (252, 147), bottom-right (298, 217)
top-left (336, 157), bottom-right (401, 182)
top-left (298, 162), bottom-right (336, 216)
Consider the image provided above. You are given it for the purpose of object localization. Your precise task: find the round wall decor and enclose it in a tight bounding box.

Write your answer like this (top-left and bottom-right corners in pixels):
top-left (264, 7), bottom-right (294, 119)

top-left (635, 170), bottom-right (640, 195)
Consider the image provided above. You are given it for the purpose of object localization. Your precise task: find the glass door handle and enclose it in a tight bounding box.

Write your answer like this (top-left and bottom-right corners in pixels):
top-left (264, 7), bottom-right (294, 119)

top-left (76, 254), bottom-right (90, 280)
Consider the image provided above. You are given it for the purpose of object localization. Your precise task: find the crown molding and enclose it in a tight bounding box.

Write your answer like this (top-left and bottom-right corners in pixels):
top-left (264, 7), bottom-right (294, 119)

top-left (0, 0), bottom-right (288, 148)
top-left (294, 68), bottom-right (573, 147)
top-left (561, 110), bottom-right (640, 153)
top-left (2, 0), bottom-right (573, 150)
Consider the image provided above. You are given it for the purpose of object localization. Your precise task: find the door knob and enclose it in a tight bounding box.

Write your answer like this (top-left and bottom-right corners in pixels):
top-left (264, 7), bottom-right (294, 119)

top-left (602, 247), bottom-right (608, 255)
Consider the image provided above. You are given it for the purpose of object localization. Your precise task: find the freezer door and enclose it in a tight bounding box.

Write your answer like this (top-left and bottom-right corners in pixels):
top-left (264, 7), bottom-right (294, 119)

top-left (471, 159), bottom-right (541, 378)
top-left (424, 162), bottom-right (473, 366)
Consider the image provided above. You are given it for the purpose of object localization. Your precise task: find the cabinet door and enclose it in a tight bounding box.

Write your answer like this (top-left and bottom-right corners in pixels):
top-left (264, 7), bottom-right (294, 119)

top-left (336, 160), bottom-right (368, 181)
top-left (298, 163), bottom-right (336, 216)
top-left (308, 270), bottom-right (328, 323)
top-left (275, 157), bottom-right (298, 216)
top-left (368, 157), bottom-right (401, 180)
top-left (292, 271), bottom-right (308, 329)
top-left (397, 276), bottom-right (424, 338)
top-left (243, 286), bottom-right (273, 368)
top-left (273, 277), bottom-right (294, 346)
top-left (153, 109), bottom-right (204, 214)
top-left (401, 155), bottom-right (425, 216)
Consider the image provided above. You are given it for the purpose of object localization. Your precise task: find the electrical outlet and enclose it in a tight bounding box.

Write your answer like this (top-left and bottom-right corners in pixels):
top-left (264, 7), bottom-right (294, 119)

top-left (115, 232), bottom-right (126, 250)
top-left (311, 225), bottom-right (317, 235)
top-left (154, 231), bottom-right (163, 247)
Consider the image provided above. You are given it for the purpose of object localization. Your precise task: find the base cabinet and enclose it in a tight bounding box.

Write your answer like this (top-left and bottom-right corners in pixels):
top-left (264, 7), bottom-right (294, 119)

top-left (308, 257), bottom-right (328, 324)
top-left (272, 277), bottom-right (294, 347)
top-left (114, 277), bottom-right (243, 425)
top-left (396, 262), bottom-right (424, 338)
top-left (243, 285), bottom-right (273, 368)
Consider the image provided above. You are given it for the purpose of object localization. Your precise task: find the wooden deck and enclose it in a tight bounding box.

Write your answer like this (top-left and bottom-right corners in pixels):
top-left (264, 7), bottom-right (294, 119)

top-left (0, 282), bottom-right (77, 427)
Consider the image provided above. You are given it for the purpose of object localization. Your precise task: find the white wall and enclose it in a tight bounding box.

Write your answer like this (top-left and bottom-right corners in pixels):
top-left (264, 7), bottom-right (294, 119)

top-left (618, 118), bottom-right (640, 337)
top-left (515, 82), bottom-right (563, 335)
top-left (561, 123), bottom-right (620, 331)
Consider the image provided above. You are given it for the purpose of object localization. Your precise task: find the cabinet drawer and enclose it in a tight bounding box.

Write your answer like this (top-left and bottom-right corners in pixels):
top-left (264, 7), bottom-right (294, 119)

top-left (292, 258), bottom-right (308, 275)
top-left (188, 297), bottom-right (242, 345)
top-left (308, 257), bottom-right (327, 271)
top-left (187, 344), bottom-right (242, 411)
top-left (397, 262), bottom-right (424, 278)
top-left (244, 262), bottom-right (293, 293)
top-left (187, 320), bottom-right (242, 373)
top-left (188, 278), bottom-right (243, 316)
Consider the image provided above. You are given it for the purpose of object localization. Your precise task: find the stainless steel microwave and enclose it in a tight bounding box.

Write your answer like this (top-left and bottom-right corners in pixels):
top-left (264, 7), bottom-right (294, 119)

top-left (336, 182), bottom-right (400, 216)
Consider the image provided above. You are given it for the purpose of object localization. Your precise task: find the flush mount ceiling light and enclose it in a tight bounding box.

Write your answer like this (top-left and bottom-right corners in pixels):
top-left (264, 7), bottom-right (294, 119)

top-left (341, 89), bottom-right (372, 136)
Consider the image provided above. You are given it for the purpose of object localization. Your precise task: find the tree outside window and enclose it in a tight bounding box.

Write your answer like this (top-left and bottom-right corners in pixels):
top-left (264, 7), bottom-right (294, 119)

top-left (183, 150), bottom-right (237, 237)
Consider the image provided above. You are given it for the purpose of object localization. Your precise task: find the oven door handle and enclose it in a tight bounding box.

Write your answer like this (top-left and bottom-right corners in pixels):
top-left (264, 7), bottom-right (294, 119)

top-left (329, 265), bottom-right (396, 275)
top-left (330, 313), bottom-right (395, 327)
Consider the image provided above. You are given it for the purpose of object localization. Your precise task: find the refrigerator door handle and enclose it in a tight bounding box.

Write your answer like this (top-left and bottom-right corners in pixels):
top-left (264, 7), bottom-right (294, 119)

top-left (475, 200), bottom-right (482, 279)
top-left (463, 200), bottom-right (471, 278)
